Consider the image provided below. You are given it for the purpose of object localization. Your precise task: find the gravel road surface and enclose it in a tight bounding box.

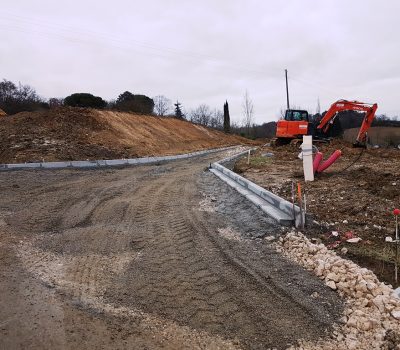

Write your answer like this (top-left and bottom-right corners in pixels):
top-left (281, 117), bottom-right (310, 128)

top-left (0, 150), bottom-right (343, 349)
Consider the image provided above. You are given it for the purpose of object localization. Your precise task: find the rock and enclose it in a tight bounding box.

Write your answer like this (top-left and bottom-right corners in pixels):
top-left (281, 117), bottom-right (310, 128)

top-left (393, 287), bottom-right (400, 299)
top-left (384, 303), bottom-right (395, 312)
top-left (341, 247), bottom-right (348, 254)
top-left (346, 340), bottom-right (359, 350)
top-left (353, 310), bottom-right (365, 317)
top-left (372, 295), bottom-right (386, 313)
top-left (347, 316), bottom-right (358, 328)
top-left (347, 237), bottom-right (362, 243)
top-left (326, 280), bottom-right (337, 290)
top-left (359, 320), bottom-right (374, 331)
top-left (355, 291), bottom-right (365, 299)
top-left (372, 287), bottom-right (383, 297)
top-left (315, 266), bottom-right (324, 277)
top-left (366, 281), bottom-right (377, 291)
top-left (356, 280), bottom-right (368, 292)
top-left (391, 309), bottom-right (400, 320)
top-left (360, 298), bottom-right (370, 307)
top-left (336, 281), bottom-right (349, 292)
top-left (326, 272), bottom-right (341, 283)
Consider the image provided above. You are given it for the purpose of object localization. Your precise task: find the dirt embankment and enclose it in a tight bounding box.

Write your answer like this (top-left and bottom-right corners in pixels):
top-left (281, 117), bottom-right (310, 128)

top-left (0, 107), bottom-right (253, 163)
top-left (235, 140), bottom-right (400, 286)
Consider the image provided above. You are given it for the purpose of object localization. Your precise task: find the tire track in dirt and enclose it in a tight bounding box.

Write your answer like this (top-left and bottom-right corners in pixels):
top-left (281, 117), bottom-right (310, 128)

top-left (105, 161), bottom-right (341, 349)
top-left (1, 150), bottom-right (343, 349)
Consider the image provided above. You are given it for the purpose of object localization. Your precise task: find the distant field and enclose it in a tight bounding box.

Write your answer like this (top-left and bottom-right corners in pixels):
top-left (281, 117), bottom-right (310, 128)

top-left (343, 126), bottom-right (400, 146)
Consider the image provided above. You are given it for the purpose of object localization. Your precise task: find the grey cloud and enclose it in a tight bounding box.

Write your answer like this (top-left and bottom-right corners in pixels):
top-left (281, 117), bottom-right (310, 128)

top-left (1, 0), bottom-right (399, 124)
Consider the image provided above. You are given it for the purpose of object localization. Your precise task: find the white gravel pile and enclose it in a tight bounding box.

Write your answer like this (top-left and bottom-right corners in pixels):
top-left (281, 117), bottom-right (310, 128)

top-left (275, 231), bottom-right (400, 350)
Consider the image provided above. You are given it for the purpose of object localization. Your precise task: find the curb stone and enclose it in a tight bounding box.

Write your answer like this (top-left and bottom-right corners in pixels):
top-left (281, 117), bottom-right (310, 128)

top-left (210, 150), bottom-right (302, 226)
top-left (0, 145), bottom-right (239, 171)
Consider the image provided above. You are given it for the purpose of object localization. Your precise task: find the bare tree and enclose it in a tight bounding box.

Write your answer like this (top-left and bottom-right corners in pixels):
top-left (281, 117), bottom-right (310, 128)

top-left (48, 98), bottom-right (64, 108)
top-left (0, 79), bottom-right (45, 114)
top-left (242, 90), bottom-right (254, 135)
top-left (209, 108), bottom-right (223, 129)
top-left (190, 104), bottom-right (213, 126)
top-left (153, 95), bottom-right (172, 116)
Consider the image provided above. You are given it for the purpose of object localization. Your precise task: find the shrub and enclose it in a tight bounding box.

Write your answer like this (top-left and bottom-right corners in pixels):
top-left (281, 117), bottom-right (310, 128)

top-left (114, 91), bottom-right (154, 114)
top-left (64, 93), bottom-right (107, 109)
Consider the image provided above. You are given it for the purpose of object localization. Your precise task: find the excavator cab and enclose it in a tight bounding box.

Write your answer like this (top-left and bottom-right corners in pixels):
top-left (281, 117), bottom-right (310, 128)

top-left (275, 109), bottom-right (310, 142)
top-left (284, 109), bottom-right (309, 122)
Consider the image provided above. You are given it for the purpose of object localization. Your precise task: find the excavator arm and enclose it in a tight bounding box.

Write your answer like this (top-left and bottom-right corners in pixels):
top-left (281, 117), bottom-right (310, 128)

top-left (317, 100), bottom-right (378, 146)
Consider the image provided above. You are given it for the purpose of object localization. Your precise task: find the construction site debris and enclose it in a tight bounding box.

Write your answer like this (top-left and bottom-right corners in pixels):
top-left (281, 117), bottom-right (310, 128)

top-left (275, 231), bottom-right (400, 350)
top-left (234, 139), bottom-right (400, 286)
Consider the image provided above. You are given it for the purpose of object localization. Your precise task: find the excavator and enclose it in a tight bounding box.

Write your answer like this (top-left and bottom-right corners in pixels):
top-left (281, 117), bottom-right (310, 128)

top-left (272, 100), bottom-right (378, 148)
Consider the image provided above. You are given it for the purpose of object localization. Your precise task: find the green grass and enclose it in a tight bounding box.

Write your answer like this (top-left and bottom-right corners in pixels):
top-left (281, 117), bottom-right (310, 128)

top-left (249, 156), bottom-right (271, 167)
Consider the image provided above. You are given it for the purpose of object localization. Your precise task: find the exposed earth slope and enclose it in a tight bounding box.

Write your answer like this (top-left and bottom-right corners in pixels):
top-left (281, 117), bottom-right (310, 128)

top-left (0, 107), bottom-right (251, 163)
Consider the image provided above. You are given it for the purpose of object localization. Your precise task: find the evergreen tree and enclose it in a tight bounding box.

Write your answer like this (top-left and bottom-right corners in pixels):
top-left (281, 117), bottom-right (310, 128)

top-left (64, 93), bottom-right (107, 109)
top-left (223, 100), bottom-right (230, 133)
top-left (174, 101), bottom-right (184, 119)
top-left (114, 91), bottom-right (154, 114)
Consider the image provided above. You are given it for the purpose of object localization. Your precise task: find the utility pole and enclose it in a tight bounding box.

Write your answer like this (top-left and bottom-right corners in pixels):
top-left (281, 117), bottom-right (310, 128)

top-left (316, 97), bottom-right (321, 114)
top-left (285, 69), bottom-right (290, 110)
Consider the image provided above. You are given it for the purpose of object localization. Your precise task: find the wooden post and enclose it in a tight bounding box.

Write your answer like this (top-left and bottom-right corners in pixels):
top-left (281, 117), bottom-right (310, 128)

top-left (297, 182), bottom-right (304, 229)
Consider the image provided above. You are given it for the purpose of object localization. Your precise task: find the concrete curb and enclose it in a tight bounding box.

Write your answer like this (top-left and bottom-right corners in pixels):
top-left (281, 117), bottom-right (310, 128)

top-left (210, 151), bottom-right (302, 226)
top-left (0, 145), bottom-right (239, 171)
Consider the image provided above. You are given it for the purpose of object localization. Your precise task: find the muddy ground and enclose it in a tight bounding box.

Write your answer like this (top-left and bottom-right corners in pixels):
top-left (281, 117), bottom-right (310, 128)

top-left (234, 140), bottom-right (400, 288)
top-left (0, 149), bottom-right (342, 349)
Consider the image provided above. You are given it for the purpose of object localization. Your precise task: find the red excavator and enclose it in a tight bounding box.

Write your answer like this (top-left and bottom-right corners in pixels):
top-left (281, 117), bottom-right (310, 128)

top-left (273, 100), bottom-right (378, 147)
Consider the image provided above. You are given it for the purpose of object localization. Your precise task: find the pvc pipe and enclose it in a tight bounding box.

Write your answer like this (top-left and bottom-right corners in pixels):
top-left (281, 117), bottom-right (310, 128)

top-left (302, 136), bottom-right (314, 182)
top-left (313, 152), bottom-right (323, 174)
top-left (317, 150), bottom-right (342, 173)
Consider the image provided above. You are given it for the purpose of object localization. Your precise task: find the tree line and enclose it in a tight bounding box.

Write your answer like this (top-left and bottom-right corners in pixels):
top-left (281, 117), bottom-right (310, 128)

top-left (4, 77), bottom-right (396, 139)
top-left (0, 78), bottom-right (235, 133)
top-left (0, 79), bottom-right (185, 119)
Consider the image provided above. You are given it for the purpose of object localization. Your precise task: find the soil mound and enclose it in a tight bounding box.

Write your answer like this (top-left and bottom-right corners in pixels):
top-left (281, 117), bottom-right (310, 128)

top-left (0, 107), bottom-right (251, 163)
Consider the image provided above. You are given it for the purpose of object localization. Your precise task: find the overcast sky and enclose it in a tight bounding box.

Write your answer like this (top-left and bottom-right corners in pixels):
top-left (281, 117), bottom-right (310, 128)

top-left (1, 0), bottom-right (399, 123)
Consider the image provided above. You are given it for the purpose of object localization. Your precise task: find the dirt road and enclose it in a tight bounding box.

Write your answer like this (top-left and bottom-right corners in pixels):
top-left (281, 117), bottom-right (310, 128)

top-left (0, 150), bottom-right (342, 349)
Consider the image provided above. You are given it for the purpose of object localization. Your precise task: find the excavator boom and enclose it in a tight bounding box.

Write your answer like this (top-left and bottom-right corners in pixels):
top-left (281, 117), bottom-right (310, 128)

top-left (317, 100), bottom-right (378, 146)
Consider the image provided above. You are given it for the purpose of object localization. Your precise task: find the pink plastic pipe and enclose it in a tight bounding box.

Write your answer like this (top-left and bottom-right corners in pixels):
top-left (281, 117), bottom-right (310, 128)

top-left (317, 150), bottom-right (342, 173)
top-left (313, 152), bottom-right (323, 174)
